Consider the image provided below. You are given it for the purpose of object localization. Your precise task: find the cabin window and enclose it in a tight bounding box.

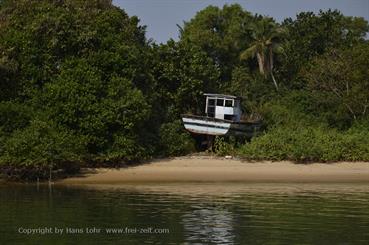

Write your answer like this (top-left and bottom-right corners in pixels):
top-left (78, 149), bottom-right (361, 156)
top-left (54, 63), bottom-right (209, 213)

top-left (207, 106), bottom-right (215, 117)
top-left (216, 99), bottom-right (224, 106)
top-left (208, 98), bottom-right (215, 106)
top-left (207, 98), bottom-right (216, 117)
top-left (225, 99), bottom-right (233, 107)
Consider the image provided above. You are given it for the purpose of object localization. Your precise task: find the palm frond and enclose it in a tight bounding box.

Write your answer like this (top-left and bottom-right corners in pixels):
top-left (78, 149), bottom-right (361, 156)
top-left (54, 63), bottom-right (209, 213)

top-left (273, 43), bottom-right (285, 54)
top-left (240, 45), bottom-right (257, 60)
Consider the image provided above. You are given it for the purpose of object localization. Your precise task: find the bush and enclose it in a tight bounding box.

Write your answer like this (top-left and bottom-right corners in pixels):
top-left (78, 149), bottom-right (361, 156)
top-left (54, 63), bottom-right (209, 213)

top-left (213, 136), bottom-right (236, 156)
top-left (159, 120), bottom-right (196, 156)
top-left (0, 102), bottom-right (32, 136)
top-left (0, 120), bottom-right (85, 177)
top-left (238, 125), bottom-right (369, 162)
top-left (103, 133), bottom-right (148, 164)
top-left (236, 90), bottom-right (369, 162)
top-left (42, 59), bottom-right (152, 160)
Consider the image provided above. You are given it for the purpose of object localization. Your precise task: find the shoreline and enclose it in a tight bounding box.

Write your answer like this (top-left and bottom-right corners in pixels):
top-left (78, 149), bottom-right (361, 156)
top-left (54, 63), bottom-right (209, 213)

top-left (59, 156), bottom-right (369, 184)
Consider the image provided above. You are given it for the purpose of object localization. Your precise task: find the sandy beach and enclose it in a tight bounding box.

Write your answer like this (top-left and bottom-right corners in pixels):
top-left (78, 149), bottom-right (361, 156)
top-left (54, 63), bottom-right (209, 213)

top-left (59, 156), bottom-right (369, 184)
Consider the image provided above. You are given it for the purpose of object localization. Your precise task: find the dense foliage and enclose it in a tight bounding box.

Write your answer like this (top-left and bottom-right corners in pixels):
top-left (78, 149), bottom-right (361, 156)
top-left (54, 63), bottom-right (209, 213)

top-left (0, 1), bottom-right (368, 179)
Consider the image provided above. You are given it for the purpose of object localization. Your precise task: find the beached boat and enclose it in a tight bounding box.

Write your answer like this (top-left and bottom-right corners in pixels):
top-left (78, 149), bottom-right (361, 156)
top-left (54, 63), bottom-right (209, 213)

top-left (182, 93), bottom-right (261, 137)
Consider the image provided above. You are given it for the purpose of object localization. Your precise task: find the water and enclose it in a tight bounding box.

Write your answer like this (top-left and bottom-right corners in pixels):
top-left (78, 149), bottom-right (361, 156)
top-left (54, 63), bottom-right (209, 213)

top-left (1, 183), bottom-right (369, 244)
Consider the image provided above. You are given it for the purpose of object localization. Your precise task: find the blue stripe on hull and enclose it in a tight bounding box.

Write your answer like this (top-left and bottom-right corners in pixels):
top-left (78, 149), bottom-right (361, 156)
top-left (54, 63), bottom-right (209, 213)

top-left (182, 116), bottom-right (260, 136)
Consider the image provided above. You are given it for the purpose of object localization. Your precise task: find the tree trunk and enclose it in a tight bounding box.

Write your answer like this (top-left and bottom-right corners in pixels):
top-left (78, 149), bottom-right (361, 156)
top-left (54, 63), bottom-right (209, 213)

top-left (256, 52), bottom-right (265, 76)
top-left (269, 48), bottom-right (278, 90)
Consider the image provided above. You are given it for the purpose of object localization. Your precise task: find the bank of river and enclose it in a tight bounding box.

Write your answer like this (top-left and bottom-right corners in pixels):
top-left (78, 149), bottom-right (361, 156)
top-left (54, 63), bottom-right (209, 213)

top-left (59, 156), bottom-right (369, 184)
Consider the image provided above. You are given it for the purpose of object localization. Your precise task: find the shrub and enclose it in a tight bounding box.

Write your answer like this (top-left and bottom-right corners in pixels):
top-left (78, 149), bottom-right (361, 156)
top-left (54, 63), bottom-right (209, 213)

top-left (238, 125), bottom-right (369, 162)
top-left (103, 133), bottom-right (148, 164)
top-left (0, 120), bottom-right (85, 179)
top-left (0, 102), bottom-right (32, 136)
top-left (213, 136), bottom-right (236, 156)
top-left (159, 120), bottom-right (196, 156)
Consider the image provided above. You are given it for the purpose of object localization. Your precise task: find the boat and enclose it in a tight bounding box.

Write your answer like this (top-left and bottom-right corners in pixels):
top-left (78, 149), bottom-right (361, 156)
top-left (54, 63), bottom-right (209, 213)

top-left (181, 93), bottom-right (261, 137)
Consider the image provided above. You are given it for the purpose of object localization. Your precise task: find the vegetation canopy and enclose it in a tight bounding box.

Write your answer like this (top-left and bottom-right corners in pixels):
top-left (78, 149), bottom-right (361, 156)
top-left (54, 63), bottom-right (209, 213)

top-left (0, 1), bottom-right (368, 180)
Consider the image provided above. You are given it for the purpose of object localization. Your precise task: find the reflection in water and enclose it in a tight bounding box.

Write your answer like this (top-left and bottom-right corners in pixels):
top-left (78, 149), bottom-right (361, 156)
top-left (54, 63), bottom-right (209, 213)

top-left (182, 206), bottom-right (234, 244)
top-left (1, 183), bottom-right (369, 244)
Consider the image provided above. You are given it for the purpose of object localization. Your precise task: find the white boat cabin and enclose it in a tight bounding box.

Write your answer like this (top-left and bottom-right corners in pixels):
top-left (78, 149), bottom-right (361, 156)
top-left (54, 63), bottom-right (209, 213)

top-left (204, 93), bottom-right (242, 122)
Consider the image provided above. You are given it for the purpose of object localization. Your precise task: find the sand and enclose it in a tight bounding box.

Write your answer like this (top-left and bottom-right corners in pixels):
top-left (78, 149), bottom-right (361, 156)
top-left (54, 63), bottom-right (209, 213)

top-left (58, 156), bottom-right (369, 184)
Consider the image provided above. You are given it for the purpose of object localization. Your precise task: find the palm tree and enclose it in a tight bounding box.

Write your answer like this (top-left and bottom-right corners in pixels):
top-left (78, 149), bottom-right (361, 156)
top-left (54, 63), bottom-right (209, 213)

top-left (240, 16), bottom-right (285, 90)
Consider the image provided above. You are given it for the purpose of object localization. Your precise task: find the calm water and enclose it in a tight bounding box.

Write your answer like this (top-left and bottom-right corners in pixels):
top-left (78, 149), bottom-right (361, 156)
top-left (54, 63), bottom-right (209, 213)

top-left (1, 183), bottom-right (369, 244)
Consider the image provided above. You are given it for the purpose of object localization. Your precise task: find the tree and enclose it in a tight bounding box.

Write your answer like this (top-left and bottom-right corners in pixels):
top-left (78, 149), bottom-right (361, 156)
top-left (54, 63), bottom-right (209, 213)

top-left (302, 43), bottom-right (369, 121)
top-left (151, 40), bottom-right (220, 120)
top-left (0, 0), bottom-right (156, 167)
top-left (0, 0), bottom-right (148, 100)
top-left (0, 55), bottom-right (18, 101)
top-left (179, 4), bottom-right (253, 82)
top-left (240, 16), bottom-right (285, 90)
top-left (280, 10), bottom-right (368, 87)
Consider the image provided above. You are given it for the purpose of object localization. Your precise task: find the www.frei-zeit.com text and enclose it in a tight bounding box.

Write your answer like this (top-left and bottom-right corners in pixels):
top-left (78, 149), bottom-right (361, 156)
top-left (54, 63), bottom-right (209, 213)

top-left (18, 227), bottom-right (170, 235)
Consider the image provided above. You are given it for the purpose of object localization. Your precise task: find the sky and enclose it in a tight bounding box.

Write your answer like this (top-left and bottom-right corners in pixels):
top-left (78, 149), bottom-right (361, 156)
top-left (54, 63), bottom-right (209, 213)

top-left (112, 0), bottom-right (369, 43)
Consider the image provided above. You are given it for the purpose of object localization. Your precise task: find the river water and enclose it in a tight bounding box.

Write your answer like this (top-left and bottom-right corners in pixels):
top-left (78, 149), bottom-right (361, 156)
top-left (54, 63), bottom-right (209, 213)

top-left (1, 183), bottom-right (369, 244)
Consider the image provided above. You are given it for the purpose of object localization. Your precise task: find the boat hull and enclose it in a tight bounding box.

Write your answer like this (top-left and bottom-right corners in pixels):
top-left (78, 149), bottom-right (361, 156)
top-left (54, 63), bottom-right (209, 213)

top-left (182, 115), bottom-right (261, 137)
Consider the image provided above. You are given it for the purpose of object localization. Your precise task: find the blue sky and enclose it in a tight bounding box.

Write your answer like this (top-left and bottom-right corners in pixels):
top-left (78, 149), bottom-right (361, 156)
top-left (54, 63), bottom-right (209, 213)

top-left (112, 0), bottom-right (369, 43)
